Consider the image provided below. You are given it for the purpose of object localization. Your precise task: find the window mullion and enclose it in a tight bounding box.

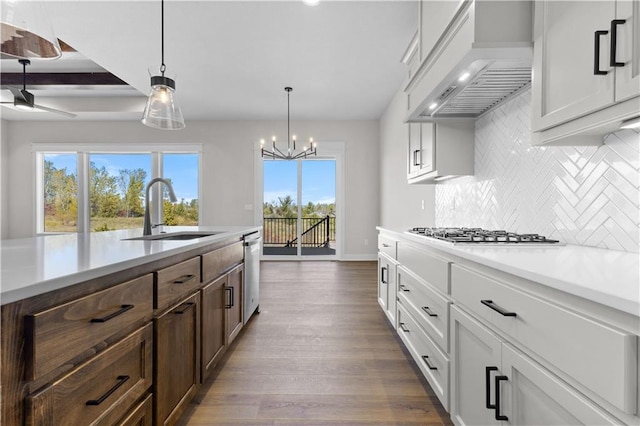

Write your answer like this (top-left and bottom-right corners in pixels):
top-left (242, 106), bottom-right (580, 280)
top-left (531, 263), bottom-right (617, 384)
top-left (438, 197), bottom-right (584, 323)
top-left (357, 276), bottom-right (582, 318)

top-left (77, 152), bottom-right (90, 233)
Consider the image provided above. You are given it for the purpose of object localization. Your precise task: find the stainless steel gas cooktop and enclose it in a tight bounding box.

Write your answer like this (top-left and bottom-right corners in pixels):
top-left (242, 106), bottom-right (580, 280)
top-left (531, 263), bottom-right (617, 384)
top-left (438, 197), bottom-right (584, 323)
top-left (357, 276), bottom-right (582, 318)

top-left (406, 227), bottom-right (561, 245)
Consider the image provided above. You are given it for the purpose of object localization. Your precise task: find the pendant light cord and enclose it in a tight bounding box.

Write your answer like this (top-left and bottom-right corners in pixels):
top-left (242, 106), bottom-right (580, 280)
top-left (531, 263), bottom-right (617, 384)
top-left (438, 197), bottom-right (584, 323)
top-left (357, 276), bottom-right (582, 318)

top-left (287, 89), bottom-right (290, 150)
top-left (160, 0), bottom-right (166, 76)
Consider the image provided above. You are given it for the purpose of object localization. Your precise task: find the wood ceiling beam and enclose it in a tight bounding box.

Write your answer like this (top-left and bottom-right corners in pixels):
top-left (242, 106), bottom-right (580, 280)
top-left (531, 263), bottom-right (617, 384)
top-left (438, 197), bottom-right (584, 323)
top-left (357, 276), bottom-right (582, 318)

top-left (0, 73), bottom-right (128, 86)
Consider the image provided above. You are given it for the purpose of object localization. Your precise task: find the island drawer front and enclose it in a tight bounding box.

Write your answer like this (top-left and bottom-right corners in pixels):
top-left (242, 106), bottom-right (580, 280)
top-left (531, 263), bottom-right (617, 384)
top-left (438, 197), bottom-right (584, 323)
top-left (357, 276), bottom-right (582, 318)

top-left (26, 323), bottom-right (153, 426)
top-left (397, 241), bottom-right (450, 294)
top-left (25, 274), bottom-right (153, 381)
top-left (202, 242), bottom-right (243, 284)
top-left (378, 234), bottom-right (398, 259)
top-left (117, 393), bottom-right (152, 426)
top-left (451, 264), bottom-right (638, 414)
top-left (397, 303), bottom-right (449, 410)
top-left (397, 266), bottom-right (450, 353)
top-left (155, 257), bottom-right (202, 309)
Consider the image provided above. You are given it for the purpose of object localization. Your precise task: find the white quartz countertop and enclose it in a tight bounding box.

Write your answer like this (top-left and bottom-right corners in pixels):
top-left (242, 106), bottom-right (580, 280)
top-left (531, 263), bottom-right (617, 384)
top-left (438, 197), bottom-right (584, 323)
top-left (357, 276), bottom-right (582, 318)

top-left (0, 226), bottom-right (261, 305)
top-left (378, 228), bottom-right (640, 317)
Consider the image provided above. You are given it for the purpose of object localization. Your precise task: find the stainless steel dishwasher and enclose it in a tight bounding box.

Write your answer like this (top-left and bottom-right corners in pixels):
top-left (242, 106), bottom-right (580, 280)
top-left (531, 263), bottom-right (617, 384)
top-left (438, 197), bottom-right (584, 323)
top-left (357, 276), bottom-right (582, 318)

top-left (243, 231), bottom-right (261, 324)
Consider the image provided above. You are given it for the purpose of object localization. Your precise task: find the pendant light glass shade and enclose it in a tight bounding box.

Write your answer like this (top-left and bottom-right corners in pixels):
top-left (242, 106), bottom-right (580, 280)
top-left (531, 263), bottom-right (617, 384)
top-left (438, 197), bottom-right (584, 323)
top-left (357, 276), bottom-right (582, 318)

top-left (0, 0), bottom-right (62, 59)
top-left (141, 0), bottom-right (185, 130)
top-left (142, 75), bottom-right (185, 130)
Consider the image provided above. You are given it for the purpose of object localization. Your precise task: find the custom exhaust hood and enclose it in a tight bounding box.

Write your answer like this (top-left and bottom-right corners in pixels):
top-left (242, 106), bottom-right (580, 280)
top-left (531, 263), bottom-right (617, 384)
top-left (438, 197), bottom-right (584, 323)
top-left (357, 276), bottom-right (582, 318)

top-left (405, 0), bottom-right (533, 121)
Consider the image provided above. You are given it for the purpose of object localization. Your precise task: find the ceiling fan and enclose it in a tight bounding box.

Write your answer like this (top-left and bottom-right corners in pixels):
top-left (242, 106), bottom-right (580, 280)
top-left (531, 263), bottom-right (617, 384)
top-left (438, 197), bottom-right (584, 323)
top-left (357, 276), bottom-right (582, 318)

top-left (1, 59), bottom-right (77, 118)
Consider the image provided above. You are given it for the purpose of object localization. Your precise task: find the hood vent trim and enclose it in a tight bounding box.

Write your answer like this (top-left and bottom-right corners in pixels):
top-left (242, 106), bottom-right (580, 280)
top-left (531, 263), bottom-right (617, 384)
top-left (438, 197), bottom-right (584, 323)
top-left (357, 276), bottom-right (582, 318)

top-left (425, 61), bottom-right (532, 118)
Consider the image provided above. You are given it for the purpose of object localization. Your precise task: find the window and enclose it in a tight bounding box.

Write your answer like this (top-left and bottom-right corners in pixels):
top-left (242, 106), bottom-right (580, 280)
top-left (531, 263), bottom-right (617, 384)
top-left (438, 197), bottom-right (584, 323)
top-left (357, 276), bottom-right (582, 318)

top-left (42, 153), bottom-right (78, 233)
top-left (35, 145), bottom-right (201, 234)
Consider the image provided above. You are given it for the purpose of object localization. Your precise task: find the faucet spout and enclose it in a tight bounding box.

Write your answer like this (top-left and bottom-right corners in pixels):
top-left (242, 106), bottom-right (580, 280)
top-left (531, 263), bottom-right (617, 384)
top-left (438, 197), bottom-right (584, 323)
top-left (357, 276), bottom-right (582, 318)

top-left (143, 178), bottom-right (178, 236)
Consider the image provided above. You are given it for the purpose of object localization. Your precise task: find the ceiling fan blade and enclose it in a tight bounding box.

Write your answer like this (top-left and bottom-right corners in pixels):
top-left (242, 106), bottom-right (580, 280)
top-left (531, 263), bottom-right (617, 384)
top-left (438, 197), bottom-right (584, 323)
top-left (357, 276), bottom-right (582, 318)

top-left (6, 86), bottom-right (26, 101)
top-left (33, 103), bottom-right (77, 118)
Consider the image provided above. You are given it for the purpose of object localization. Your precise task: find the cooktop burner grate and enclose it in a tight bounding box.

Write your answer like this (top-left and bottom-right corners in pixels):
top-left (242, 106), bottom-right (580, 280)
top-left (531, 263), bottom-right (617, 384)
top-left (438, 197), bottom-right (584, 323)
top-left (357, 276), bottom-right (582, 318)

top-left (407, 227), bottom-right (561, 245)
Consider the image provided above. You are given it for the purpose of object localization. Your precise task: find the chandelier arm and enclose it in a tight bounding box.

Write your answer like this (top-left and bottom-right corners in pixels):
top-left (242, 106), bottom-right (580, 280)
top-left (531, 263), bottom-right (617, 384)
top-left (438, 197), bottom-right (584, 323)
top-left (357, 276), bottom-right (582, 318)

top-left (272, 145), bottom-right (288, 157)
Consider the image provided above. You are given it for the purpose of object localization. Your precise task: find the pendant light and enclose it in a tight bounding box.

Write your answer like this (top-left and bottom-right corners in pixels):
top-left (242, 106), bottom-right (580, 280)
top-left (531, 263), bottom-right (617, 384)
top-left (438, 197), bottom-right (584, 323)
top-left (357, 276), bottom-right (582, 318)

top-left (0, 0), bottom-right (62, 59)
top-left (141, 0), bottom-right (185, 130)
top-left (261, 87), bottom-right (316, 160)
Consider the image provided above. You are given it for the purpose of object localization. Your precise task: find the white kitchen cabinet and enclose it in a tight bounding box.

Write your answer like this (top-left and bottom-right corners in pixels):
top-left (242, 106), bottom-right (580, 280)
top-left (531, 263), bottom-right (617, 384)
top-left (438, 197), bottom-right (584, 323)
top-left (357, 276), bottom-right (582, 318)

top-left (451, 306), bottom-right (620, 426)
top-left (407, 121), bottom-right (474, 184)
top-left (531, 0), bottom-right (640, 145)
top-left (377, 235), bottom-right (398, 328)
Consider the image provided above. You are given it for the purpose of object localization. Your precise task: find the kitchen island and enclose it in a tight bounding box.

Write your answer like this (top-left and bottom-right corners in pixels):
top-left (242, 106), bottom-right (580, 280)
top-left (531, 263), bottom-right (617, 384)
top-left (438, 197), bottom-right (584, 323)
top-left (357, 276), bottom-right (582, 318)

top-left (1, 225), bottom-right (261, 426)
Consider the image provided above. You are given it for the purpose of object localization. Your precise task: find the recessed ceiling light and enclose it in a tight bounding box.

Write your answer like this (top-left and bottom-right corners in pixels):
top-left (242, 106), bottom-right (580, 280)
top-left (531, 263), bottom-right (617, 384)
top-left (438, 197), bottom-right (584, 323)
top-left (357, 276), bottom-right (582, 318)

top-left (429, 103), bottom-right (438, 110)
top-left (303, 0), bottom-right (320, 6)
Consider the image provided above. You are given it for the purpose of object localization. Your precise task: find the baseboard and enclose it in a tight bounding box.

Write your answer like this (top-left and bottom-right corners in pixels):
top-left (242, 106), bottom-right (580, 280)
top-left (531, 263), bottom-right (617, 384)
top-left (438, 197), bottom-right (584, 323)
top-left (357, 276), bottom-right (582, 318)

top-left (341, 254), bottom-right (377, 261)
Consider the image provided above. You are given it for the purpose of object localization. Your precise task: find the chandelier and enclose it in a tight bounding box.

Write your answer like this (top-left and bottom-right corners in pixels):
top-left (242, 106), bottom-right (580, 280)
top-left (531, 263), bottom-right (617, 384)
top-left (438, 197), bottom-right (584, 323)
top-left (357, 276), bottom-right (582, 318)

top-left (261, 87), bottom-right (316, 160)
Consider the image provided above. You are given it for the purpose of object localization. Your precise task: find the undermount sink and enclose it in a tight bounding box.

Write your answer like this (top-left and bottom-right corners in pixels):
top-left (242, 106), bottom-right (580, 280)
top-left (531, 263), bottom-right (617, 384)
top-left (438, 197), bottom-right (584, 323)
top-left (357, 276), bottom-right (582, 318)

top-left (124, 231), bottom-right (226, 241)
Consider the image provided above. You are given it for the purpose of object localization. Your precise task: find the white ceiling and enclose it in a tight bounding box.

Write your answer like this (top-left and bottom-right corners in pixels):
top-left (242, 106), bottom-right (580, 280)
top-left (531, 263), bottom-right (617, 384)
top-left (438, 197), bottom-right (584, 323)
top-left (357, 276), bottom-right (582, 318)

top-left (1, 0), bottom-right (417, 122)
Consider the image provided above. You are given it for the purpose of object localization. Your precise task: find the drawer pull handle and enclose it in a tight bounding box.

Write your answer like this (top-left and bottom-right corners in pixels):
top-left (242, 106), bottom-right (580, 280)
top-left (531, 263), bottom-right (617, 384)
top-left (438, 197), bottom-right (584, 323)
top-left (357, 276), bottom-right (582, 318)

top-left (173, 274), bottom-right (196, 284)
top-left (481, 300), bottom-right (516, 317)
top-left (399, 285), bottom-right (410, 292)
top-left (399, 322), bottom-right (410, 333)
top-left (225, 287), bottom-right (234, 309)
top-left (594, 30), bottom-right (609, 75)
top-left (421, 306), bottom-right (438, 317)
top-left (421, 355), bottom-right (437, 370)
top-left (382, 243), bottom-right (391, 248)
top-left (495, 375), bottom-right (509, 421)
top-left (380, 266), bottom-right (388, 284)
top-left (485, 366), bottom-right (498, 409)
top-left (90, 305), bottom-right (134, 323)
top-left (610, 19), bottom-right (626, 67)
top-left (86, 375), bottom-right (129, 406)
top-left (174, 302), bottom-right (195, 314)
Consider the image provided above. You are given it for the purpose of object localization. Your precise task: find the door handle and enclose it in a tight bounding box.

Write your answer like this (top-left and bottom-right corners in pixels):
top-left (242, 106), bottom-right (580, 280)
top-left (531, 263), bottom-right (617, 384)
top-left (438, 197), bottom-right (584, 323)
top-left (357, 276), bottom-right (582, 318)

top-left (610, 19), bottom-right (626, 67)
top-left (86, 375), bottom-right (129, 406)
top-left (421, 355), bottom-right (437, 370)
top-left (381, 266), bottom-right (388, 284)
top-left (485, 366), bottom-right (498, 409)
top-left (399, 322), bottom-right (410, 333)
top-left (90, 304), bottom-right (134, 323)
top-left (225, 287), bottom-right (235, 309)
top-left (413, 149), bottom-right (421, 166)
top-left (495, 375), bottom-right (509, 421)
top-left (481, 300), bottom-right (517, 317)
top-left (594, 30), bottom-right (609, 75)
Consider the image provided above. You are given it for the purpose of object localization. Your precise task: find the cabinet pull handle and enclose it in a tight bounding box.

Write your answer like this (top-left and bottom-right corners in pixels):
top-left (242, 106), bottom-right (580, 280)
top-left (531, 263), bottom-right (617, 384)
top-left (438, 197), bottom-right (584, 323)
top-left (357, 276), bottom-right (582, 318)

top-left (399, 285), bottom-right (410, 292)
top-left (421, 306), bottom-right (438, 317)
top-left (413, 149), bottom-right (421, 166)
top-left (382, 243), bottom-right (391, 248)
top-left (381, 266), bottom-right (388, 284)
top-left (481, 300), bottom-right (517, 317)
top-left (485, 366), bottom-right (498, 409)
top-left (494, 375), bottom-right (509, 421)
top-left (399, 322), bottom-right (410, 333)
top-left (610, 19), bottom-right (626, 67)
top-left (86, 375), bottom-right (129, 406)
top-left (174, 302), bottom-right (195, 314)
top-left (90, 304), bottom-right (134, 323)
top-left (173, 274), bottom-right (196, 284)
top-left (594, 30), bottom-right (609, 75)
top-left (421, 355), bottom-right (437, 370)
top-left (225, 287), bottom-right (234, 309)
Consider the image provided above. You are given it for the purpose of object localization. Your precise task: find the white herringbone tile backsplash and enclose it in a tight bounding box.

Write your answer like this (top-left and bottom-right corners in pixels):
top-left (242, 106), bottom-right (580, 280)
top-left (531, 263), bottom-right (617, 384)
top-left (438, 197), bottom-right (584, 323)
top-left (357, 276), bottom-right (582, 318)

top-left (435, 90), bottom-right (640, 253)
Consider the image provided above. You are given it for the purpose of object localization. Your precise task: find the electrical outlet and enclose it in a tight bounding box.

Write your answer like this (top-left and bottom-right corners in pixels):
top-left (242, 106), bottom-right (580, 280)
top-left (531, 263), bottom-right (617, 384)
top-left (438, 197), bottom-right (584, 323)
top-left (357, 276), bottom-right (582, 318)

top-left (364, 239), bottom-right (369, 246)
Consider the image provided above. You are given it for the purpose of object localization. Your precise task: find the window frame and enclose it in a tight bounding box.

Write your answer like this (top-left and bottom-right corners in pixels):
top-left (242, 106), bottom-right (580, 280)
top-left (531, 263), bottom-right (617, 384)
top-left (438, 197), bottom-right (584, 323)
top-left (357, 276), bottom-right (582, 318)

top-left (34, 143), bottom-right (203, 235)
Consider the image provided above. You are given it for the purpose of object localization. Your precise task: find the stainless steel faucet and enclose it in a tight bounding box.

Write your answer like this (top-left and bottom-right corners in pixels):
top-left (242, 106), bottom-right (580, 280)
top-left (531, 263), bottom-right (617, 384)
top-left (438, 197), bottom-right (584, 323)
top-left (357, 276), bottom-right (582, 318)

top-left (143, 178), bottom-right (178, 236)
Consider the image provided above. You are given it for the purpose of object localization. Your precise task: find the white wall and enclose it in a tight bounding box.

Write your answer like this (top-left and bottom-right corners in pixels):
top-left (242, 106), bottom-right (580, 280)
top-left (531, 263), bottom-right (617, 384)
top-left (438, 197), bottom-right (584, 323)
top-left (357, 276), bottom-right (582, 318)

top-left (1, 120), bottom-right (7, 239)
top-left (4, 119), bottom-right (380, 259)
top-left (378, 86), bottom-right (435, 229)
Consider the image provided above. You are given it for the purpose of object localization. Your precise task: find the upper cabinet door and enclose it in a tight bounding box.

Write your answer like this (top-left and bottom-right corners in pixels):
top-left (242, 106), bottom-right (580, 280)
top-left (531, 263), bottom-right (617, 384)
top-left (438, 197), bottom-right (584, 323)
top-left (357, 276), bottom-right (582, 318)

top-left (408, 123), bottom-right (422, 177)
top-left (532, 1), bottom-right (616, 132)
top-left (615, 0), bottom-right (640, 101)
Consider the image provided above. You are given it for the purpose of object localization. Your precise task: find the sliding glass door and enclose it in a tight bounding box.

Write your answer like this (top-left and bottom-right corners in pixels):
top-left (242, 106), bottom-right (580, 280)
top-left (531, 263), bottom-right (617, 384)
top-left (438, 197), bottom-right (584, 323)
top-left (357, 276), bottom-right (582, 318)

top-left (263, 158), bottom-right (336, 258)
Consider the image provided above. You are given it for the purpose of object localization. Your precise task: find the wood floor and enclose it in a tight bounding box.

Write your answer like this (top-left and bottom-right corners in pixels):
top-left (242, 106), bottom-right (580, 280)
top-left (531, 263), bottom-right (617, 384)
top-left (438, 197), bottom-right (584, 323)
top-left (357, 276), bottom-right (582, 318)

top-left (178, 261), bottom-right (453, 425)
